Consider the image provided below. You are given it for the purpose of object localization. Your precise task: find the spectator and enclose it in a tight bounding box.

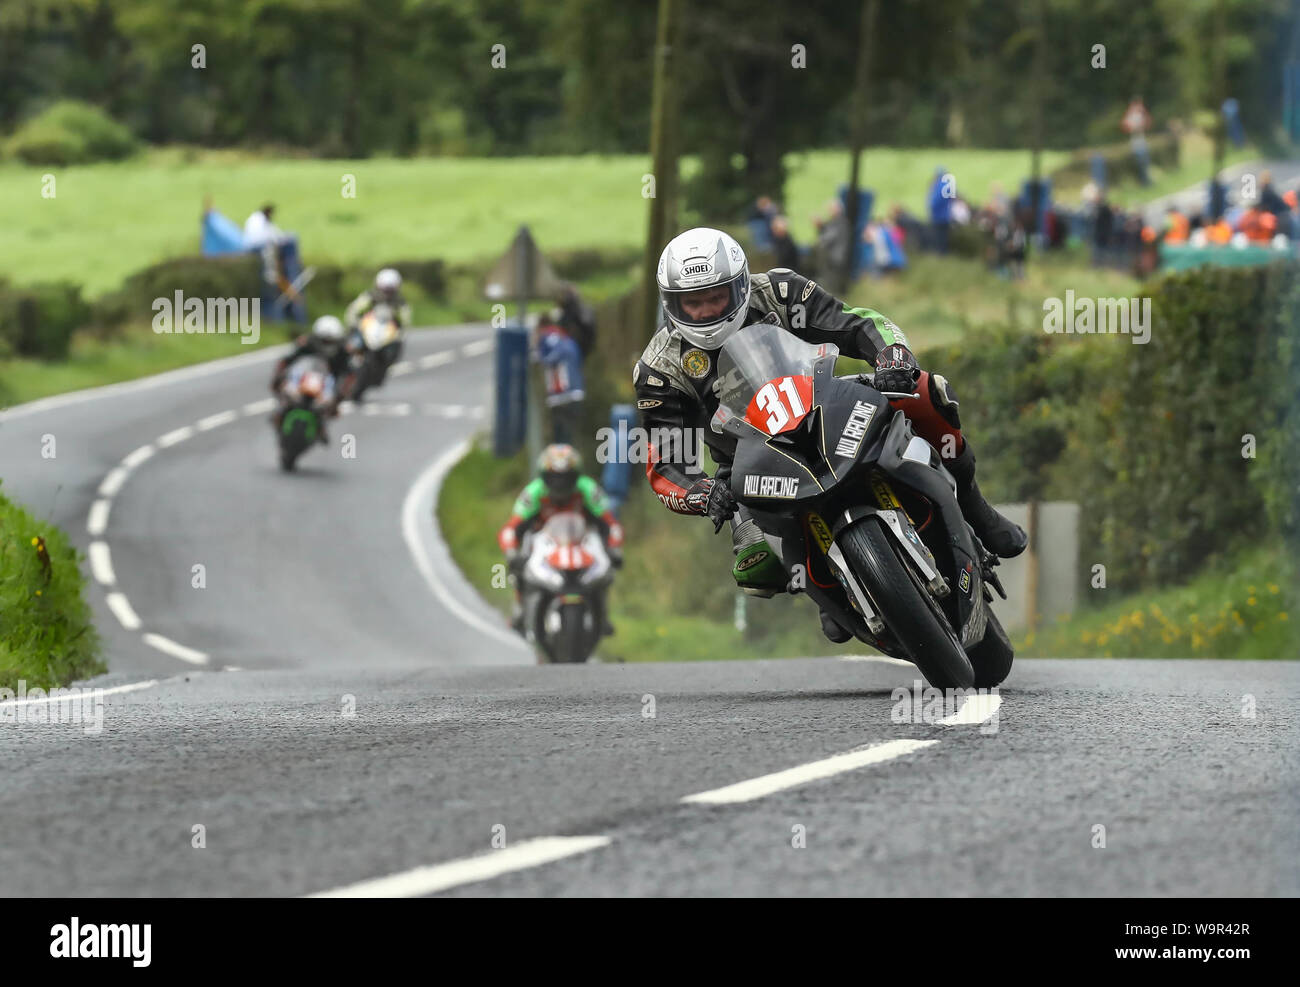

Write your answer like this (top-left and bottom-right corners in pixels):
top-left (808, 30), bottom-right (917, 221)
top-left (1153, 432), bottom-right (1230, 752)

top-left (1121, 95), bottom-right (1153, 186)
top-left (1258, 170), bottom-right (1288, 216)
top-left (554, 282), bottom-right (597, 359)
top-left (928, 167), bottom-right (953, 253)
top-left (812, 199), bottom-right (850, 286)
top-left (534, 313), bottom-right (586, 445)
top-left (769, 214), bottom-right (801, 269)
top-left (243, 202), bottom-right (286, 249)
top-left (746, 195), bottom-right (780, 251)
top-left (1163, 207), bottom-right (1190, 244)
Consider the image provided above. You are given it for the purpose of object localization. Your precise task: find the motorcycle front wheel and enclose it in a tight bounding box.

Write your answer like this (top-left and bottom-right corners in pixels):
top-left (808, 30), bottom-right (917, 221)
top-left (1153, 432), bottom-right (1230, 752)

top-left (840, 517), bottom-right (975, 689)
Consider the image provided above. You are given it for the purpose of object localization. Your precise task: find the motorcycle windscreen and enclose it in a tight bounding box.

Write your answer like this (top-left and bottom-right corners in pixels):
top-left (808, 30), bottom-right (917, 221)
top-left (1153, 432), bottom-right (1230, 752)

top-left (712, 322), bottom-right (836, 439)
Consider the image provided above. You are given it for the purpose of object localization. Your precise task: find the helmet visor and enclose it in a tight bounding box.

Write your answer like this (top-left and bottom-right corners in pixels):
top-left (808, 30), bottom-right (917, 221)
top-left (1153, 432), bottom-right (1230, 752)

top-left (662, 271), bottom-right (748, 329)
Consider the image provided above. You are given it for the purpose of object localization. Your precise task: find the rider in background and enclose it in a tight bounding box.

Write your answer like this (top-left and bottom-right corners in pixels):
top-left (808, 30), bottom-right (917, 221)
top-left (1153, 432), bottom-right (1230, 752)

top-left (270, 315), bottom-right (347, 438)
top-left (498, 444), bottom-right (624, 636)
top-left (344, 268), bottom-right (412, 330)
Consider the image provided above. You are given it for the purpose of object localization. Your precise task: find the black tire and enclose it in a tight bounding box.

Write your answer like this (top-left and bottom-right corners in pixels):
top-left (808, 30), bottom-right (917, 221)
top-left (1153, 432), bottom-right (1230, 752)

top-left (556, 603), bottom-right (592, 663)
top-left (840, 517), bottom-right (975, 689)
top-left (279, 420), bottom-right (308, 472)
top-left (967, 608), bottom-right (1014, 687)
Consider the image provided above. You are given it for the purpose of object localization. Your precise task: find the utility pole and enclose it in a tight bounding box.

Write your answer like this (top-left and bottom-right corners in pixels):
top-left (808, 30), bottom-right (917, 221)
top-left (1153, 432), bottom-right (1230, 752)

top-left (642, 0), bottom-right (681, 346)
top-left (841, 0), bottom-right (879, 296)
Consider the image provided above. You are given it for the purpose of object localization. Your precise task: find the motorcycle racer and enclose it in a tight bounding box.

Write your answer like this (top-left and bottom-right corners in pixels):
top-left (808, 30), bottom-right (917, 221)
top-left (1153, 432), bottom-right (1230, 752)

top-left (634, 227), bottom-right (1026, 643)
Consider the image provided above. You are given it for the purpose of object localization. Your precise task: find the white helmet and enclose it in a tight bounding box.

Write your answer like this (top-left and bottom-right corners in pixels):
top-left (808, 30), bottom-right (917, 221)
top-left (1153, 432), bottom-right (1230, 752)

top-left (375, 268), bottom-right (402, 294)
top-left (312, 315), bottom-right (345, 343)
top-left (656, 227), bottom-right (750, 349)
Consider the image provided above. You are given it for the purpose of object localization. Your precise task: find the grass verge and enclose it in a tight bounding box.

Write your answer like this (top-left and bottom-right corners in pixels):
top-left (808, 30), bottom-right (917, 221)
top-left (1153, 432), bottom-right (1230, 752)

top-left (1018, 548), bottom-right (1296, 660)
top-left (0, 482), bottom-right (104, 689)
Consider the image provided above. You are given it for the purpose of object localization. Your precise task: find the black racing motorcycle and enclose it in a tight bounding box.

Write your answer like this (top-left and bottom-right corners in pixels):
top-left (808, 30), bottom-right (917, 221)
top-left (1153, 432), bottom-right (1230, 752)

top-left (711, 321), bottom-right (1014, 689)
top-left (276, 356), bottom-right (334, 471)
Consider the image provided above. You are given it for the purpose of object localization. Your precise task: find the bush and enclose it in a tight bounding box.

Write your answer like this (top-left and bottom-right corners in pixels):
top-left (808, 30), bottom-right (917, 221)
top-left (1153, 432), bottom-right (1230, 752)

top-left (90, 254), bottom-right (262, 333)
top-left (0, 279), bottom-right (90, 360)
top-left (925, 260), bottom-right (1299, 597)
top-left (4, 100), bottom-right (138, 166)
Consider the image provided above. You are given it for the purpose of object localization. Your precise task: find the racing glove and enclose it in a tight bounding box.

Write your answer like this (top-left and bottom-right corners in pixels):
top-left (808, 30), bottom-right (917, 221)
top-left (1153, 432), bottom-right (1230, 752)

top-left (874, 343), bottom-right (922, 395)
top-left (685, 477), bottom-right (737, 533)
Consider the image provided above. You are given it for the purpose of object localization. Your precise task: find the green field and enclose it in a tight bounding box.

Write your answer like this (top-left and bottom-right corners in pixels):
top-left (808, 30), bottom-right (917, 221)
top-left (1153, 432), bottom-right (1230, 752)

top-left (1, 146), bottom-right (1074, 296)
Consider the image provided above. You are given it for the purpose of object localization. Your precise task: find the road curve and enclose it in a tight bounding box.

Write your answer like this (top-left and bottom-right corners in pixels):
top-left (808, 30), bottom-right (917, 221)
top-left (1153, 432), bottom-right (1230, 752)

top-left (0, 332), bottom-right (1297, 897)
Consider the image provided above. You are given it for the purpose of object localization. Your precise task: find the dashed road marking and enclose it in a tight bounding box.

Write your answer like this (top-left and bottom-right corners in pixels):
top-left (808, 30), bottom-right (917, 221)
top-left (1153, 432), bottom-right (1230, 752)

top-left (196, 410), bottom-right (238, 431)
top-left (105, 592), bottom-right (142, 630)
top-left (122, 444), bottom-right (155, 469)
top-left (681, 739), bottom-right (939, 806)
top-left (157, 425), bottom-right (194, 448)
top-left (87, 499), bottom-right (111, 537)
top-left (88, 541), bottom-right (116, 585)
top-left (98, 467), bottom-right (129, 498)
top-left (143, 633), bottom-right (210, 666)
top-left (307, 836), bottom-right (611, 898)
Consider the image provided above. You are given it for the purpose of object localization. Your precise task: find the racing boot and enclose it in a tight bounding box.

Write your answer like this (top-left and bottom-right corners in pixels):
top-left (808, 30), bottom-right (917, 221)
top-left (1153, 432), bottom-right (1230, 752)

top-left (946, 442), bottom-right (1027, 559)
top-left (819, 607), bottom-right (853, 644)
top-left (731, 511), bottom-right (787, 597)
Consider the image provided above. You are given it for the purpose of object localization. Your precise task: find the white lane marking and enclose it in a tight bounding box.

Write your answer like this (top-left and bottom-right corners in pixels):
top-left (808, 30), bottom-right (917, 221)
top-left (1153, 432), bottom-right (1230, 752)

top-left (242, 398), bottom-right (275, 415)
top-left (196, 410), bottom-right (238, 431)
top-left (337, 400), bottom-right (356, 416)
top-left (460, 339), bottom-right (494, 357)
top-left (143, 633), bottom-right (210, 666)
top-left (681, 739), bottom-right (939, 806)
top-left (105, 592), bottom-right (141, 630)
top-left (938, 693), bottom-right (1002, 726)
top-left (389, 362), bottom-right (413, 377)
top-left (419, 351), bottom-right (455, 368)
top-left (401, 439), bottom-right (530, 651)
top-left (391, 402), bottom-right (411, 416)
top-left (307, 836), bottom-right (611, 898)
top-left (0, 679), bottom-right (159, 708)
top-left (86, 499), bottom-right (111, 537)
top-left (98, 467), bottom-right (129, 498)
top-left (363, 403), bottom-right (382, 416)
top-left (88, 541), bottom-right (116, 585)
top-left (122, 444), bottom-right (155, 469)
top-left (839, 654), bottom-right (914, 667)
top-left (443, 404), bottom-right (465, 418)
top-left (157, 425), bottom-right (194, 448)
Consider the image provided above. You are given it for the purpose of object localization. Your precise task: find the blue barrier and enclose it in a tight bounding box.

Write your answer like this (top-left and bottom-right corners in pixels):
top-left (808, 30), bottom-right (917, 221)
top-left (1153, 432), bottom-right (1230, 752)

top-left (494, 325), bottom-right (530, 457)
top-left (601, 403), bottom-right (635, 516)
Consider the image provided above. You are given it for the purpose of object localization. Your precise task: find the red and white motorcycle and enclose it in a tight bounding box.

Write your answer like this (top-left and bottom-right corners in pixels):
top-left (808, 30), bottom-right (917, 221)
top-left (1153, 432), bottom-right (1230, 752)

top-left (519, 511), bottom-right (613, 664)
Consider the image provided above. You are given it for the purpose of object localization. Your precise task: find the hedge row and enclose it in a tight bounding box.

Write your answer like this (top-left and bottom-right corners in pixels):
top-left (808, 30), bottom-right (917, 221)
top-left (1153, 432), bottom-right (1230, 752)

top-left (924, 260), bottom-right (1299, 595)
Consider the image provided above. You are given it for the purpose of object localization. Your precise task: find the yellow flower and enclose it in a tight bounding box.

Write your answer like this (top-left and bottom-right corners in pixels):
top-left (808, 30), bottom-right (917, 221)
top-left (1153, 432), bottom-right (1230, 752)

top-left (1279, 613), bottom-right (1289, 622)
top-left (1249, 586), bottom-right (1257, 595)
top-left (1189, 614), bottom-right (1198, 624)
top-left (1247, 597), bottom-right (1257, 607)
top-left (1081, 631), bottom-right (1094, 644)
top-left (1191, 632), bottom-right (1204, 648)
top-left (1097, 633), bottom-right (1109, 646)
top-left (35, 589), bottom-right (42, 596)
top-left (30, 536), bottom-right (38, 546)
top-left (1268, 584), bottom-right (1279, 595)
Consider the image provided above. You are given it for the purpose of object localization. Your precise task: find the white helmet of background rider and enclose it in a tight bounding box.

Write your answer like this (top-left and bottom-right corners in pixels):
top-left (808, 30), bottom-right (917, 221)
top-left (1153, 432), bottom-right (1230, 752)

top-left (656, 227), bottom-right (750, 350)
top-left (374, 268), bottom-right (402, 297)
top-left (312, 315), bottom-right (345, 352)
